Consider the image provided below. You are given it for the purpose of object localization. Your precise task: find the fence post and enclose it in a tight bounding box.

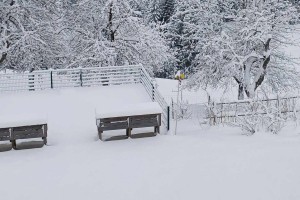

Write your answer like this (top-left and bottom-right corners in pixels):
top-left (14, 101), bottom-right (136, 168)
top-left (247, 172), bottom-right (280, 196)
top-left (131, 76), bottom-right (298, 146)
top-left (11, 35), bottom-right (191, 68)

top-left (139, 63), bottom-right (143, 84)
top-left (50, 71), bottom-right (53, 89)
top-left (80, 69), bottom-right (83, 87)
top-left (152, 82), bottom-right (155, 101)
top-left (167, 106), bottom-right (170, 131)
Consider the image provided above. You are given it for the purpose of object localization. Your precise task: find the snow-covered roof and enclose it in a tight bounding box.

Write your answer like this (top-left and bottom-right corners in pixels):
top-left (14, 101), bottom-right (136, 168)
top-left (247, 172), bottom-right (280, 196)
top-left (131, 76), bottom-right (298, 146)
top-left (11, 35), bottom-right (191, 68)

top-left (95, 102), bottom-right (162, 119)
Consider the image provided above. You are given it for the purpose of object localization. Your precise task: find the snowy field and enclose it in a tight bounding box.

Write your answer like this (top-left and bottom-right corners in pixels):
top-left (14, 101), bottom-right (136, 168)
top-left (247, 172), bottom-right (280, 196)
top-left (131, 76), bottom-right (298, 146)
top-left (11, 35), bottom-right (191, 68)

top-left (1, 83), bottom-right (300, 200)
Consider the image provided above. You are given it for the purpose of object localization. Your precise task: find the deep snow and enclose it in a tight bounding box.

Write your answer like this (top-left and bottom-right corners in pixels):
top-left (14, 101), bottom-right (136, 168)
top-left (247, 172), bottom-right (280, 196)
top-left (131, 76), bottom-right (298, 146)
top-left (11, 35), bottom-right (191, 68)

top-left (1, 83), bottom-right (300, 200)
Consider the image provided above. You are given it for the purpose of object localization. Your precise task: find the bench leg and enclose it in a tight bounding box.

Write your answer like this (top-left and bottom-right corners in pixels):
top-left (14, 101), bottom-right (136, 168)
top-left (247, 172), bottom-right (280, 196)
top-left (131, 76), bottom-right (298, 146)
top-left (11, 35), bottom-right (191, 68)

top-left (11, 140), bottom-right (17, 150)
top-left (154, 126), bottom-right (160, 135)
top-left (43, 137), bottom-right (47, 145)
top-left (126, 128), bottom-right (132, 138)
top-left (98, 131), bottom-right (103, 141)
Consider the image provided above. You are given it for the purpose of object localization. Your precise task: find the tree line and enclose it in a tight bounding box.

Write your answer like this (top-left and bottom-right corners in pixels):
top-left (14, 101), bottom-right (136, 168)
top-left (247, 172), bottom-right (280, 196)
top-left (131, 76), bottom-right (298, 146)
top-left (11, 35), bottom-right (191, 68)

top-left (1, 0), bottom-right (300, 99)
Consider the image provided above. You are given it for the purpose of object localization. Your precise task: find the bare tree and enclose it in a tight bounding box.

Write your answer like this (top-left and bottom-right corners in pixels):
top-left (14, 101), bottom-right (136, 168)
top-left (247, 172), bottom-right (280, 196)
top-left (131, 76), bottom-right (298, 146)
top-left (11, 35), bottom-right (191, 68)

top-left (0, 0), bottom-right (62, 71)
top-left (188, 0), bottom-right (300, 100)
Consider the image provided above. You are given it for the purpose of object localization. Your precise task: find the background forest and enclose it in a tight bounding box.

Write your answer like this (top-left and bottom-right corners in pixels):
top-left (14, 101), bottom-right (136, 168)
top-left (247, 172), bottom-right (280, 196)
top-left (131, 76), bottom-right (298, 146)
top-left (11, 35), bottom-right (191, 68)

top-left (1, 0), bottom-right (300, 99)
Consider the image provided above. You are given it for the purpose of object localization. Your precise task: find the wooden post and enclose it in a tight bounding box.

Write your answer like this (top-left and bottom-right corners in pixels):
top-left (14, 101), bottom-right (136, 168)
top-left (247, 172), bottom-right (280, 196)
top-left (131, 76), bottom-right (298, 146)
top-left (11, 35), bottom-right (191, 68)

top-left (234, 103), bottom-right (238, 122)
top-left (277, 95), bottom-right (281, 118)
top-left (126, 128), bottom-right (131, 137)
top-left (221, 103), bottom-right (223, 124)
top-left (11, 140), bottom-right (16, 150)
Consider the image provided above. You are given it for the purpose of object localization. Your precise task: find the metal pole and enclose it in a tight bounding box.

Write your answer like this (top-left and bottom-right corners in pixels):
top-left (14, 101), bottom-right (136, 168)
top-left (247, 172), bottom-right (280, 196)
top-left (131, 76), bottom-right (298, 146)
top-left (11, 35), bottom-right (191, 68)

top-left (50, 71), bottom-right (53, 89)
top-left (167, 106), bottom-right (170, 131)
top-left (175, 80), bottom-right (180, 135)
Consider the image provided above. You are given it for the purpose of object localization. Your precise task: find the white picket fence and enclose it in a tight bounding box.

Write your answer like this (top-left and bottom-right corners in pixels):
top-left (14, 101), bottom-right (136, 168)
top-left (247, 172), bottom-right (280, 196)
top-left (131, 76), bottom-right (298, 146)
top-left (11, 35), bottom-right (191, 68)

top-left (0, 65), bottom-right (170, 130)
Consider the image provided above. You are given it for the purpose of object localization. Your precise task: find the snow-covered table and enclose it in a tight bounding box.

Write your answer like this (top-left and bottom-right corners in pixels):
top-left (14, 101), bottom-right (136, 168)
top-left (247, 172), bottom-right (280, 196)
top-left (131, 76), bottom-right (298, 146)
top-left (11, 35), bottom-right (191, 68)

top-left (0, 114), bottom-right (48, 149)
top-left (95, 102), bottom-right (162, 140)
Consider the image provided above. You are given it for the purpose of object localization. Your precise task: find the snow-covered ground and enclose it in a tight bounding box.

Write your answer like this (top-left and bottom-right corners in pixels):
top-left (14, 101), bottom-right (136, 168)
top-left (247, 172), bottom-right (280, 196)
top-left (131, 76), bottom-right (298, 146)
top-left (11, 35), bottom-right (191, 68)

top-left (0, 85), bottom-right (153, 143)
top-left (156, 78), bottom-right (237, 104)
top-left (1, 83), bottom-right (300, 200)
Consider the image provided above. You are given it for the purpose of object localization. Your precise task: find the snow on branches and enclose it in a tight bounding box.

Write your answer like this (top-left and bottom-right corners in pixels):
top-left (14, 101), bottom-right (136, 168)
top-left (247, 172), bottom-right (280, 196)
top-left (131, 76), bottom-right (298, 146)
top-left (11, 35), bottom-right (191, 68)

top-left (186, 0), bottom-right (300, 100)
top-left (63, 0), bottom-right (173, 72)
top-left (0, 0), bottom-right (62, 71)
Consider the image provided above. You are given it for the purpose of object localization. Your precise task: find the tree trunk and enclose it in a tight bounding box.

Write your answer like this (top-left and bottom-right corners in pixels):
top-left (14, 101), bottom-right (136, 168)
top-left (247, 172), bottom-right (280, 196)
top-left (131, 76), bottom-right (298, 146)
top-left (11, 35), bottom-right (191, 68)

top-left (238, 83), bottom-right (245, 100)
top-left (0, 53), bottom-right (7, 65)
top-left (108, 4), bottom-right (115, 42)
top-left (0, 40), bottom-right (10, 66)
top-left (234, 77), bottom-right (245, 100)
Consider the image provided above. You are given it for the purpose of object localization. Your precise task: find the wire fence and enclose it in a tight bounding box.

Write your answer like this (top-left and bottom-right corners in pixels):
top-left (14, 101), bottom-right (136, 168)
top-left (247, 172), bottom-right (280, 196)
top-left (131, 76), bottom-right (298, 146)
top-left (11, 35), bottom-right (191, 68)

top-left (207, 97), bottom-right (300, 126)
top-left (0, 65), bottom-right (170, 131)
top-left (170, 96), bottom-right (300, 128)
top-left (0, 65), bottom-right (141, 92)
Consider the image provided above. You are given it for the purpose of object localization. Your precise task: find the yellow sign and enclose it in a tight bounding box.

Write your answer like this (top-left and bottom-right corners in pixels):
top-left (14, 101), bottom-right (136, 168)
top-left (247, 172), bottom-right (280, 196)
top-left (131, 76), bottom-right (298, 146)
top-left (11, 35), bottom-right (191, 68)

top-left (175, 70), bottom-right (185, 80)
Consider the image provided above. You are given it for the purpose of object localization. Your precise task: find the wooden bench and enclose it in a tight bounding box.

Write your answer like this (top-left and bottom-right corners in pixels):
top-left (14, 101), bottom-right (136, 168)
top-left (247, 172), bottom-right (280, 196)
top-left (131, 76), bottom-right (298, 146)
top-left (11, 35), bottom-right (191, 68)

top-left (96, 114), bottom-right (161, 140)
top-left (0, 115), bottom-right (48, 150)
top-left (0, 124), bottom-right (47, 149)
top-left (95, 102), bottom-right (162, 141)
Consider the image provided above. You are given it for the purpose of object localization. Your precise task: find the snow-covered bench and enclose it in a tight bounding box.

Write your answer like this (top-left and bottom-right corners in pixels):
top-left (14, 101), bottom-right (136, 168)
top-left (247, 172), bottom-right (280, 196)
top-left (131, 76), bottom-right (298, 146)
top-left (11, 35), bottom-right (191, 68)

top-left (96, 102), bottom-right (162, 140)
top-left (0, 115), bottom-right (48, 149)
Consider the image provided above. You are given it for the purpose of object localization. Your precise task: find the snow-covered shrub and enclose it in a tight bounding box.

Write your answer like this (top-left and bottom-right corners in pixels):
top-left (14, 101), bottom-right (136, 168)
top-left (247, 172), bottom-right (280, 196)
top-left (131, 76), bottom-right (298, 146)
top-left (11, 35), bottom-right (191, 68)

top-left (228, 99), bottom-right (289, 135)
top-left (172, 99), bottom-right (192, 120)
top-left (228, 101), bottom-right (262, 135)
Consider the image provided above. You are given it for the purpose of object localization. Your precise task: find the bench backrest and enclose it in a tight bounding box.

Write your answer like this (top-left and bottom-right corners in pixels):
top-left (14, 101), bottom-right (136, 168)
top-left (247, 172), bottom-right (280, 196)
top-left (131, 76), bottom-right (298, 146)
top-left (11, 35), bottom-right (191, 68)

top-left (129, 114), bottom-right (161, 128)
top-left (0, 128), bottom-right (11, 141)
top-left (0, 124), bottom-right (47, 141)
top-left (99, 117), bottom-right (128, 131)
top-left (12, 124), bottom-right (47, 140)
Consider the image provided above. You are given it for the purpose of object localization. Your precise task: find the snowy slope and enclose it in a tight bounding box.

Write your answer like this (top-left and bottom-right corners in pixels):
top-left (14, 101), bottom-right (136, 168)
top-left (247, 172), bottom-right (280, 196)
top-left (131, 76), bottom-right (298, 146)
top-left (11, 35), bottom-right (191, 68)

top-left (155, 78), bottom-right (237, 104)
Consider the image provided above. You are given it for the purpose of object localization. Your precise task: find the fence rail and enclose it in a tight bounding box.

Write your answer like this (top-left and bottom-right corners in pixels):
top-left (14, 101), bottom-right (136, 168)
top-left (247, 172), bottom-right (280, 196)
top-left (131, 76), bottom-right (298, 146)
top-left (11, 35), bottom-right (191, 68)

top-left (0, 65), bottom-right (142, 92)
top-left (140, 66), bottom-right (170, 130)
top-left (207, 97), bottom-right (300, 125)
top-left (0, 65), bottom-right (170, 131)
